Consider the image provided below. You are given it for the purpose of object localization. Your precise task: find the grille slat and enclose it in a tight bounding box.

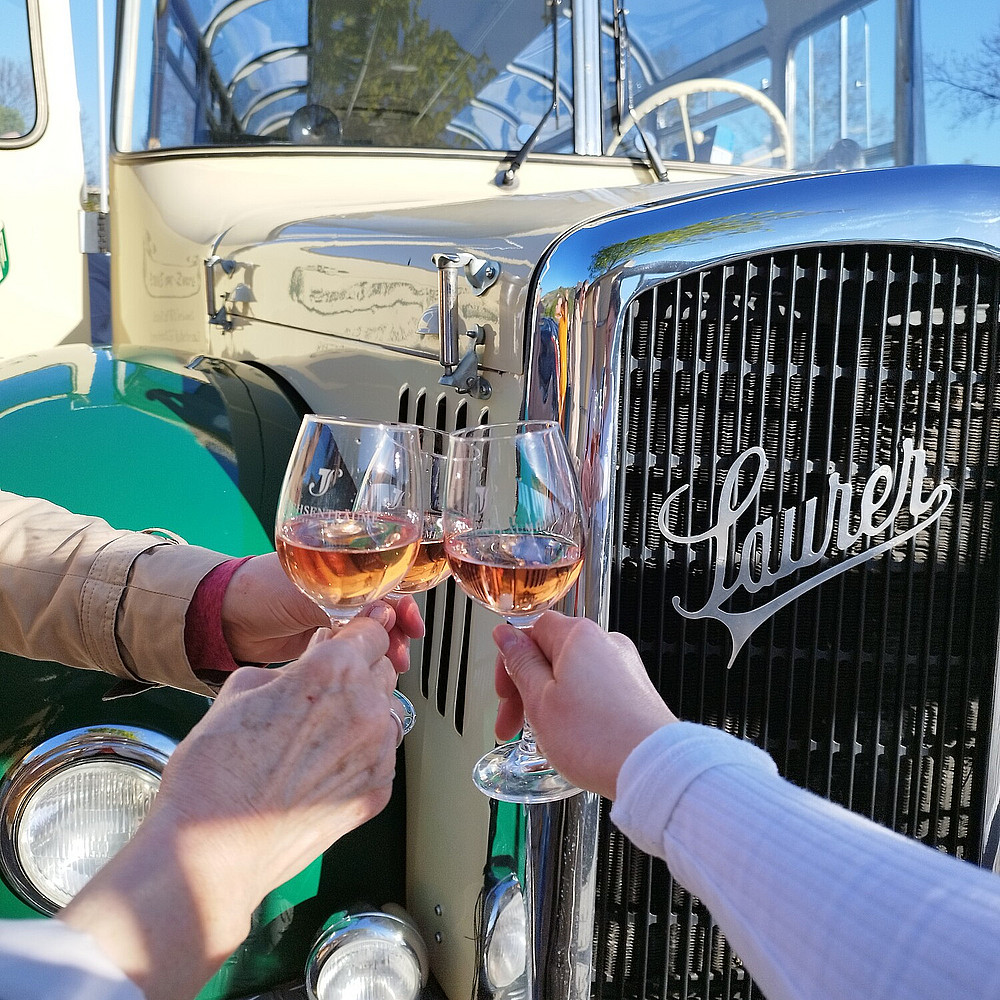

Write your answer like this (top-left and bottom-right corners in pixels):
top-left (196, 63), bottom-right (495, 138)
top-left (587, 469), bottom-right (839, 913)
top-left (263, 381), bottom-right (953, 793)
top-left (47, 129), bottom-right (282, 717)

top-left (596, 245), bottom-right (1000, 999)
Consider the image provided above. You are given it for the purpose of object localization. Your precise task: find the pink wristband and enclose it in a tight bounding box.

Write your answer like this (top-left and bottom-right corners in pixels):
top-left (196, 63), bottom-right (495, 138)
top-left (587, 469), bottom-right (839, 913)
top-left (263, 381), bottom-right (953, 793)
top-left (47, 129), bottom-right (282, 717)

top-left (184, 555), bottom-right (255, 678)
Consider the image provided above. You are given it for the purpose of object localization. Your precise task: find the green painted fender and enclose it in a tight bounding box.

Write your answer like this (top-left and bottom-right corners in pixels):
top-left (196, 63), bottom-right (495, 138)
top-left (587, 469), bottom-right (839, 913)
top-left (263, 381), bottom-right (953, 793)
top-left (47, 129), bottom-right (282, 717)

top-left (0, 345), bottom-right (405, 997)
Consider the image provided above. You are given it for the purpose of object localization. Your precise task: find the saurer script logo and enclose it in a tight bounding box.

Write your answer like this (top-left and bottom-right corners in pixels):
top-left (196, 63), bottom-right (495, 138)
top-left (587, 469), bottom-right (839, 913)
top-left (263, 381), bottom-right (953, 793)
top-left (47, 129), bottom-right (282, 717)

top-left (658, 440), bottom-right (953, 667)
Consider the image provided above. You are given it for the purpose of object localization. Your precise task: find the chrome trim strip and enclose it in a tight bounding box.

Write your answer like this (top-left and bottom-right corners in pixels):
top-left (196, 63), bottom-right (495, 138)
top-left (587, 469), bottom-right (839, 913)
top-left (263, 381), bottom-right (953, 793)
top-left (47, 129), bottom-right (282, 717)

top-left (523, 793), bottom-right (600, 998)
top-left (572, 0), bottom-right (603, 155)
top-left (514, 163), bottom-right (1000, 1000)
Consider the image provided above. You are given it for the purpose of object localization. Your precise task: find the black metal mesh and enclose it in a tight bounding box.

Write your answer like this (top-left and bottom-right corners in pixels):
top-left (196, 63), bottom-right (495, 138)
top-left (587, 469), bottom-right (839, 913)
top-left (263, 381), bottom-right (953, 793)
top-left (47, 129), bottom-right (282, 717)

top-left (595, 246), bottom-right (1000, 999)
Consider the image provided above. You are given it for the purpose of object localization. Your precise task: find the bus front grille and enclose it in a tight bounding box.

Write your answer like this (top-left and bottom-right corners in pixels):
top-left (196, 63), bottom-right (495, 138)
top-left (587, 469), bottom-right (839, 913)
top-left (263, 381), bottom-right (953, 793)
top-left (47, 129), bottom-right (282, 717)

top-left (595, 246), bottom-right (1000, 999)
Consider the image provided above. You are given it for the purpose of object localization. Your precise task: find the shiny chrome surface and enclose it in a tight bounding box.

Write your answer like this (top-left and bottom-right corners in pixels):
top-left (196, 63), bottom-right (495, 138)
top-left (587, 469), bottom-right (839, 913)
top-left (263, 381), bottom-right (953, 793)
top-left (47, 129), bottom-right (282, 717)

top-left (304, 906), bottom-right (429, 1000)
top-left (529, 165), bottom-right (1000, 630)
top-left (523, 793), bottom-right (600, 1000)
top-left (510, 163), bottom-right (1000, 1000)
top-left (481, 874), bottom-right (525, 990)
top-left (0, 725), bottom-right (176, 914)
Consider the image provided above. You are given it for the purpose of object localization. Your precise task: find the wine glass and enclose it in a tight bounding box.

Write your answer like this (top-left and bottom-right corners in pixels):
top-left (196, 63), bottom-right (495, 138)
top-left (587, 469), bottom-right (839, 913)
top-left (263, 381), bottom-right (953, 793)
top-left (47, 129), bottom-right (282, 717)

top-left (394, 429), bottom-right (452, 596)
top-left (275, 415), bottom-right (425, 737)
top-left (443, 420), bottom-right (585, 803)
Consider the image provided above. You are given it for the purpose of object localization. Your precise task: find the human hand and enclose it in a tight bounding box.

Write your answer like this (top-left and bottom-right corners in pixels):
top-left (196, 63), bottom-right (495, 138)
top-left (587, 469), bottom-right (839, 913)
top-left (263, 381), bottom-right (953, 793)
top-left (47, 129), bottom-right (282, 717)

top-left (220, 552), bottom-right (424, 671)
top-left (157, 611), bottom-right (401, 890)
top-left (59, 614), bottom-right (402, 1000)
top-left (493, 612), bottom-right (676, 799)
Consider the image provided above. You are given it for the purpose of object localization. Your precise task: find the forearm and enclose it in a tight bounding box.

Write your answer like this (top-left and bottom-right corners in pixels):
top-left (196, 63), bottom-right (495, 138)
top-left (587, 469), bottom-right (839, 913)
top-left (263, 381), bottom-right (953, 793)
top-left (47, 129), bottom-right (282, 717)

top-left (611, 722), bottom-right (1000, 1000)
top-left (0, 490), bottom-right (228, 694)
top-left (58, 808), bottom-right (259, 1000)
top-left (0, 492), bottom-right (159, 672)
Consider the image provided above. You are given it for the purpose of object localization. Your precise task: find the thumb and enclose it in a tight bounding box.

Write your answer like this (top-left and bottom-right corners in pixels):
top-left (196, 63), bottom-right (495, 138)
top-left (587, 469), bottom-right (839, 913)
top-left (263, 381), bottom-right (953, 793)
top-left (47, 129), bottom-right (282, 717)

top-left (493, 623), bottom-right (551, 708)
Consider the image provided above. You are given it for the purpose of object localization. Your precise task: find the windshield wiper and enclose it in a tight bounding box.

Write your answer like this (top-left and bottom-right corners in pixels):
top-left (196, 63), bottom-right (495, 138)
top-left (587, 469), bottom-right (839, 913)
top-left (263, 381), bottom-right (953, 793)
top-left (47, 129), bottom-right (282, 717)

top-left (613, 0), bottom-right (667, 181)
top-left (497, 0), bottom-right (562, 187)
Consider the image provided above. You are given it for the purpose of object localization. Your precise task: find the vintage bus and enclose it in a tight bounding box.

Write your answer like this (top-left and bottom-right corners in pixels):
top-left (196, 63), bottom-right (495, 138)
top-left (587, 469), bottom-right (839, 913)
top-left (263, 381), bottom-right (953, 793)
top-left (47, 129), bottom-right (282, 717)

top-left (1, 1), bottom-right (1000, 998)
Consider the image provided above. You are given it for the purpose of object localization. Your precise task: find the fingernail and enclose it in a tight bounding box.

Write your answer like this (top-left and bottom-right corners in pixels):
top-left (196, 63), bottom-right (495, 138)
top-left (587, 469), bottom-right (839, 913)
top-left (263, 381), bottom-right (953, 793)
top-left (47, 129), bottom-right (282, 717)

top-left (363, 604), bottom-right (393, 628)
top-left (493, 623), bottom-right (520, 654)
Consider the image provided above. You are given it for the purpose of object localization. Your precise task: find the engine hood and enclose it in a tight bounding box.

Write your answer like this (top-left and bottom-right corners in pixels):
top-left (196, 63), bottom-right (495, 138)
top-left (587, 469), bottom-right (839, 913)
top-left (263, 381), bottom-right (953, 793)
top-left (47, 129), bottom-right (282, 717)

top-left (210, 173), bottom-right (768, 375)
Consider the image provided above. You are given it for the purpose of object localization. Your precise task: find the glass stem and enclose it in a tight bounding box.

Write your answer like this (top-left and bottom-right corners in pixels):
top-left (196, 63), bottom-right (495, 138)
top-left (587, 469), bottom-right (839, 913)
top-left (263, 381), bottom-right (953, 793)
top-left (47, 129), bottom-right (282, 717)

top-left (520, 718), bottom-right (540, 756)
top-left (514, 717), bottom-right (553, 773)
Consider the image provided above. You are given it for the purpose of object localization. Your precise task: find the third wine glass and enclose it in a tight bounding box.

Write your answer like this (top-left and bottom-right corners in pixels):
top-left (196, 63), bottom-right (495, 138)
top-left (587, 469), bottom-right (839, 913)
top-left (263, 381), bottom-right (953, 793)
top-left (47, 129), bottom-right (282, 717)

top-left (443, 420), bottom-right (585, 803)
top-left (393, 429), bottom-right (452, 596)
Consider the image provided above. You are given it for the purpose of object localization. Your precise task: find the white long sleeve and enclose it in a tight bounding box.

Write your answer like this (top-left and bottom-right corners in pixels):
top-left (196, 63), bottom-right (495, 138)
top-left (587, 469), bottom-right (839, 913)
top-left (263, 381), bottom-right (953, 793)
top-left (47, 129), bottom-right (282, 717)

top-left (610, 721), bottom-right (1000, 1000)
top-left (0, 919), bottom-right (144, 1000)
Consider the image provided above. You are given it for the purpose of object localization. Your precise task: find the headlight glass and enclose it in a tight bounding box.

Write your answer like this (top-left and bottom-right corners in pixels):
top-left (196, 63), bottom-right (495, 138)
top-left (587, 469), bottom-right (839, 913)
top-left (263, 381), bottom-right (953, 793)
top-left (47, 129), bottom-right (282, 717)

top-left (306, 907), bottom-right (428, 1000)
top-left (483, 876), bottom-right (526, 990)
top-left (315, 937), bottom-right (422, 1000)
top-left (17, 761), bottom-right (160, 907)
top-left (0, 726), bottom-right (175, 913)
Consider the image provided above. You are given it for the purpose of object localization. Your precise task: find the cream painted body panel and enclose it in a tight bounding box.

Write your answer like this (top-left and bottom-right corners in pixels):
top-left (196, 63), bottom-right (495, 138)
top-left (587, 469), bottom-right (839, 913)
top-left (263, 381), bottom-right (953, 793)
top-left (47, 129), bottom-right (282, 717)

top-left (0, 0), bottom-right (88, 358)
top-left (110, 149), bottom-right (771, 362)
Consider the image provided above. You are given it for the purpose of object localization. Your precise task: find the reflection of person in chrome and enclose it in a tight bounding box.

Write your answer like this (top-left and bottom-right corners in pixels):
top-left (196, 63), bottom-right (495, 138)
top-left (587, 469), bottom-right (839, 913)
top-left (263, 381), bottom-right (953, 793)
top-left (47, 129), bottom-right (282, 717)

top-left (555, 294), bottom-right (570, 420)
top-left (491, 611), bottom-right (1000, 1000)
top-left (534, 315), bottom-right (561, 418)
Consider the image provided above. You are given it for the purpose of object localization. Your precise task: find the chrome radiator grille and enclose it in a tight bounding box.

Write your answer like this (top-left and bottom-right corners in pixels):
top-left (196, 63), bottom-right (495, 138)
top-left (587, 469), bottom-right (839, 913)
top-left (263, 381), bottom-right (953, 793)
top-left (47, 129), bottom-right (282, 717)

top-left (595, 246), bottom-right (1000, 999)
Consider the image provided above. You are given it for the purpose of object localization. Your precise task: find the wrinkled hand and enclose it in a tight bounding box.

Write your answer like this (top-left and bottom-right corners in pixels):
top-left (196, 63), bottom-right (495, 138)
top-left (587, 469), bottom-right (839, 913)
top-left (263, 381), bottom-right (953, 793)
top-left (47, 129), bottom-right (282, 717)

top-left (154, 614), bottom-right (400, 895)
top-left (493, 612), bottom-right (676, 799)
top-left (60, 616), bottom-right (402, 1000)
top-left (220, 552), bottom-right (424, 672)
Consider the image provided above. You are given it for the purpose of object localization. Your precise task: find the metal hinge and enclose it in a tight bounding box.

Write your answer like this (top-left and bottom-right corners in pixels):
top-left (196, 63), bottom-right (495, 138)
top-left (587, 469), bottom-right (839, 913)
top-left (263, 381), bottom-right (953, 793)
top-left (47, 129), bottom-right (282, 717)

top-left (79, 210), bottom-right (110, 255)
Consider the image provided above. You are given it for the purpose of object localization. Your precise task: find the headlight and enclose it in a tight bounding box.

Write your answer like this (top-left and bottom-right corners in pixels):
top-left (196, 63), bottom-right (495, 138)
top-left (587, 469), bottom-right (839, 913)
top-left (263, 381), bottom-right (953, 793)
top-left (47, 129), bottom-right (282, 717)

top-left (482, 876), bottom-right (526, 991)
top-left (0, 726), bottom-right (175, 913)
top-left (306, 904), bottom-right (429, 1000)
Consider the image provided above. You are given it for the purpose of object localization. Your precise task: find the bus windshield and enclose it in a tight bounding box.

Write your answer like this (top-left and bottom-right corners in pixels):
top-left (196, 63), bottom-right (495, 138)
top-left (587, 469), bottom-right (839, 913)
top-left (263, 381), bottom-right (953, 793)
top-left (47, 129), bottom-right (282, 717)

top-left (116, 0), bottom-right (573, 154)
top-left (115, 0), bottom-right (1000, 170)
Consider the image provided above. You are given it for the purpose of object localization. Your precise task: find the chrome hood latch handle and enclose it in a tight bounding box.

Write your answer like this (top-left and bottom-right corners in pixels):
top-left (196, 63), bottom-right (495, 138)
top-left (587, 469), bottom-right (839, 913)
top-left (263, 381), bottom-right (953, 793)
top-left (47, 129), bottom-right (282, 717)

top-left (432, 251), bottom-right (498, 400)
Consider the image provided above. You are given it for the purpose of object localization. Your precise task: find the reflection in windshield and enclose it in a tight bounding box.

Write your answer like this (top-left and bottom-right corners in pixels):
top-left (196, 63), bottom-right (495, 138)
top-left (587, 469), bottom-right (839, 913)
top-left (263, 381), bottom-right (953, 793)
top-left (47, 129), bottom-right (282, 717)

top-left (128, 0), bottom-right (570, 153)
top-left (118, 0), bottom-right (1000, 168)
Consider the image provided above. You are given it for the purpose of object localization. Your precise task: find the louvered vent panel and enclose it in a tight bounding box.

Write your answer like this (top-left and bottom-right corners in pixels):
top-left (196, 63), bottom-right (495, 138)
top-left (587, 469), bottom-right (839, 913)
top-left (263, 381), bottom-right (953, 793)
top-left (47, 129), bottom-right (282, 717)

top-left (397, 388), bottom-right (489, 734)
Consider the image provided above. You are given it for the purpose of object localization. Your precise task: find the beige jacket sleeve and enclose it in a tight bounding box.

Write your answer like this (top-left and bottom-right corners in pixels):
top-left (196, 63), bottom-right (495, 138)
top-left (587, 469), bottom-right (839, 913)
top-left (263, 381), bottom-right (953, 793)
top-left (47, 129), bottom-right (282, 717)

top-left (0, 491), bottom-right (231, 697)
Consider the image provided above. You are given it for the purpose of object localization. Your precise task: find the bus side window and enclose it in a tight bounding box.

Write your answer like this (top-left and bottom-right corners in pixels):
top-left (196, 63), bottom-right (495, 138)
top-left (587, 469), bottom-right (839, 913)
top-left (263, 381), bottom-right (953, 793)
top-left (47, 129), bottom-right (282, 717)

top-left (0, 0), bottom-right (38, 140)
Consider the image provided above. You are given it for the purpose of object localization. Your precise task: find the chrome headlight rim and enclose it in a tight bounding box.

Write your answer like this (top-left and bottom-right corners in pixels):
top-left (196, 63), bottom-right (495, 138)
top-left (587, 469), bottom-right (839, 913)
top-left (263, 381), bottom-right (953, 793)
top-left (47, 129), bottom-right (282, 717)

top-left (305, 905), bottom-right (429, 1000)
top-left (482, 874), bottom-right (527, 991)
top-left (0, 725), bottom-right (176, 914)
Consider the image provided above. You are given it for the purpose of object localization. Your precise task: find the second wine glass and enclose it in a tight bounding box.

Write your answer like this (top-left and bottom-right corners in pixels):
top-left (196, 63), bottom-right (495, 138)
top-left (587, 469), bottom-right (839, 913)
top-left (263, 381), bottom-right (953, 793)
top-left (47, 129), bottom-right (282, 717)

top-left (443, 420), bottom-right (586, 803)
top-left (393, 430), bottom-right (452, 596)
top-left (275, 415), bottom-right (425, 736)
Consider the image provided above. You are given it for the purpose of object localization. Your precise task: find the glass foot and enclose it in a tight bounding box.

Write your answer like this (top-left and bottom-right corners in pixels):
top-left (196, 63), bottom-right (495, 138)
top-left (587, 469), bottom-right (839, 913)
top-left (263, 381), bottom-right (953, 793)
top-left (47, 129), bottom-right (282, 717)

top-left (472, 740), bottom-right (582, 803)
top-left (393, 689), bottom-right (416, 736)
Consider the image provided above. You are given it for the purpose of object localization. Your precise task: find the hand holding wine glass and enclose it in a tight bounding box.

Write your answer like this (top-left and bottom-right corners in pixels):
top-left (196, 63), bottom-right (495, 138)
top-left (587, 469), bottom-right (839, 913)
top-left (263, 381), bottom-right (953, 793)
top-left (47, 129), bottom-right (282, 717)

top-left (275, 415), bottom-right (425, 739)
top-left (443, 420), bottom-right (585, 802)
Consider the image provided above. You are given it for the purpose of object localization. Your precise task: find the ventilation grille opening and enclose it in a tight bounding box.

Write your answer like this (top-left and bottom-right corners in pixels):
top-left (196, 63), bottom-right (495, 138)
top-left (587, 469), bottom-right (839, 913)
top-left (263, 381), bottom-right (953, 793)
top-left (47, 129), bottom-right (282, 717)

top-left (398, 386), bottom-right (490, 734)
